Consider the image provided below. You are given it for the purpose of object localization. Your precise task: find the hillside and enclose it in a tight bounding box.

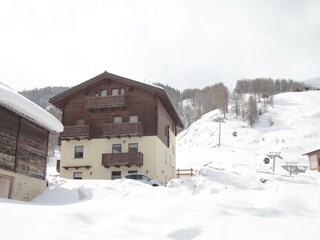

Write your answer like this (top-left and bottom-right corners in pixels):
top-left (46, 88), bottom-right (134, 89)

top-left (177, 91), bottom-right (320, 174)
top-left (1, 91), bottom-right (320, 240)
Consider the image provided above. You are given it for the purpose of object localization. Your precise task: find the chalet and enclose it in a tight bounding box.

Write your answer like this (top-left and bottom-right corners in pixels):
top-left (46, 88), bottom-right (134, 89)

top-left (49, 72), bottom-right (183, 183)
top-left (0, 83), bottom-right (63, 200)
top-left (303, 148), bottom-right (320, 172)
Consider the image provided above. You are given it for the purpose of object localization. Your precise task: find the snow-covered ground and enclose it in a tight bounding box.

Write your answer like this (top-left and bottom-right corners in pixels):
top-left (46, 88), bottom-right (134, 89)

top-left (1, 91), bottom-right (320, 239)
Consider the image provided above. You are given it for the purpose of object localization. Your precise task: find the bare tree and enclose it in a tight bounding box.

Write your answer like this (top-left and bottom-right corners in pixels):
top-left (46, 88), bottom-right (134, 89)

top-left (246, 96), bottom-right (258, 126)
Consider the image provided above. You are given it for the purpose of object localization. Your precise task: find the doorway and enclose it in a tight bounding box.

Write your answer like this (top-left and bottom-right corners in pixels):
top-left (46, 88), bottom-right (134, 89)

top-left (0, 175), bottom-right (12, 199)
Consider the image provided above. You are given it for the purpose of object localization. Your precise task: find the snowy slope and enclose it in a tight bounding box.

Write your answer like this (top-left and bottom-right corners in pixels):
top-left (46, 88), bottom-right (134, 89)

top-left (177, 91), bottom-right (320, 175)
top-left (1, 91), bottom-right (320, 240)
top-left (304, 77), bottom-right (320, 88)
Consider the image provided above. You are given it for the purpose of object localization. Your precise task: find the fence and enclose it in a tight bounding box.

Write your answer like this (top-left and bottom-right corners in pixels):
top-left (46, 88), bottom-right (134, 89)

top-left (176, 168), bottom-right (194, 178)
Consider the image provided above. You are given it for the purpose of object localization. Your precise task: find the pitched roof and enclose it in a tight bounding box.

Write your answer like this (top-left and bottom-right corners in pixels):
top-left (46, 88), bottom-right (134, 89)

top-left (50, 71), bottom-right (183, 128)
top-left (0, 82), bottom-right (63, 133)
top-left (303, 148), bottom-right (320, 156)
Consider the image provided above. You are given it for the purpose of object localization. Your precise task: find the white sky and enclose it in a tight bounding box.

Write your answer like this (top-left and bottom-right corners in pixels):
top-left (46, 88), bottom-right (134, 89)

top-left (1, 0), bottom-right (320, 91)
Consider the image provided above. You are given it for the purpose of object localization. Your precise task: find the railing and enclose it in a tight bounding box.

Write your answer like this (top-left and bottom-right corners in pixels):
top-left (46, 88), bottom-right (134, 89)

top-left (102, 152), bottom-right (143, 168)
top-left (85, 95), bottom-right (125, 109)
top-left (102, 122), bottom-right (143, 137)
top-left (60, 125), bottom-right (91, 139)
top-left (176, 168), bottom-right (195, 177)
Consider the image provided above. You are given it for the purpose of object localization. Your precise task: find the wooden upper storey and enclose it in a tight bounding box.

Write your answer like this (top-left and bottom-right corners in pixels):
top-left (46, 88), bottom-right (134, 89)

top-left (49, 72), bottom-right (183, 142)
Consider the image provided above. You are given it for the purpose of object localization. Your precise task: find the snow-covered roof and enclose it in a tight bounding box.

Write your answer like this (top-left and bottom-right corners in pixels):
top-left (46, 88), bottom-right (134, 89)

top-left (0, 82), bottom-right (63, 133)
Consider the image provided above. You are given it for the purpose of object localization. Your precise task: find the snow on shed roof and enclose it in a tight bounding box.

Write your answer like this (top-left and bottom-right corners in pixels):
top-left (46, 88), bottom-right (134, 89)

top-left (0, 82), bottom-right (63, 133)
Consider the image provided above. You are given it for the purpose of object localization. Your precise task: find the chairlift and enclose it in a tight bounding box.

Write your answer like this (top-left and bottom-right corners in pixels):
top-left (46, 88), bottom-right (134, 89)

top-left (263, 157), bottom-right (270, 164)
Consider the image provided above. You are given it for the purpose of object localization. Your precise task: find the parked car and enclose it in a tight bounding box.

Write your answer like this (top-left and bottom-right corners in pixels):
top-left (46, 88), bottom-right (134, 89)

top-left (123, 173), bottom-right (164, 187)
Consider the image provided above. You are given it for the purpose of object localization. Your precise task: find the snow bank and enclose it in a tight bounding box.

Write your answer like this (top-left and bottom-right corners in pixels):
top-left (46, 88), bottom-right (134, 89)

top-left (0, 82), bottom-right (63, 133)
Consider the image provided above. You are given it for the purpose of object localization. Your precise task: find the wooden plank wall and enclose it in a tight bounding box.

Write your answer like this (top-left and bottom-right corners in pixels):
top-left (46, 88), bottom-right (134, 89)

top-left (0, 106), bottom-right (19, 170)
top-left (0, 105), bottom-right (49, 179)
top-left (62, 79), bottom-right (158, 138)
top-left (157, 99), bottom-right (175, 146)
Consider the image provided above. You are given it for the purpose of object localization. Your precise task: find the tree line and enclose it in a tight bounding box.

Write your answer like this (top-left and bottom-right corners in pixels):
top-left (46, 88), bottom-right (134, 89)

top-left (154, 82), bottom-right (228, 127)
top-left (20, 78), bottom-right (310, 155)
top-left (231, 78), bottom-right (310, 126)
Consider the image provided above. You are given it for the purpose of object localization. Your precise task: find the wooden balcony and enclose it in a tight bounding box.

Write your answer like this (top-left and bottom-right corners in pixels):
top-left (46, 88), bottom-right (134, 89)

top-left (85, 95), bottom-right (125, 110)
top-left (60, 125), bottom-right (91, 140)
top-left (102, 122), bottom-right (143, 138)
top-left (102, 152), bottom-right (143, 168)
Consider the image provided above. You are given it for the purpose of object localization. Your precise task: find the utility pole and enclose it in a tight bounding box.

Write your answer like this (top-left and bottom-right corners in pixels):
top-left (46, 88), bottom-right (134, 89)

top-left (218, 120), bottom-right (222, 146)
top-left (214, 117), bottom-right (225, 146)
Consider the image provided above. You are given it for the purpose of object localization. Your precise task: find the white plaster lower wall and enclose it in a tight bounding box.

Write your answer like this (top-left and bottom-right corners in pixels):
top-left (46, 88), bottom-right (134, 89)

top-left (60, 135), bottom-right (176, 183)
top-left (0, 169), bottom-right (47, 201)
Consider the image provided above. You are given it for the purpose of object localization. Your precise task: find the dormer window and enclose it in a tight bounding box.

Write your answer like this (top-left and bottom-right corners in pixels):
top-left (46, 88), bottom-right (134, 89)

top-left (100, 89), bottom-right (107, 96)
top-left (112, 89), bottom-right (119, 96)
top-left (112, 88), bottom-right (125, 96)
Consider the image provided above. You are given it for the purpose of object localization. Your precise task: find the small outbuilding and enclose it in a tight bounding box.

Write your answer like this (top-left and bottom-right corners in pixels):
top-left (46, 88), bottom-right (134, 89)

top-left (303, 148), bottom-right (320, 172)
top-left (0, 83), bottom-right (63, 201)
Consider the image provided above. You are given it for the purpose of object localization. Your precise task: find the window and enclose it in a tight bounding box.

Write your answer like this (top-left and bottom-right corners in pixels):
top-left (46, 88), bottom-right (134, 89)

top-left (100, 89), bottom-right (107, 96)
top-left (130, 115), bottom-right (138, 123)
top-left (128, 170), bottom-right (138, 174)
top-left (112, 88), bottom-right (125, 95)
top-left (74, 146), bottom-right (84, 158)
top-left (73, 172), bottom-right (82, 179)
top-left (129, 143), bottom-right (138, 153)
top-left (76, 118), bottom-right (85, 125)
top-left (114, 116), bottom-right (122, 123)
top-left (112, 171), bottom-right (121, 180)
top-left (112, 144), bottom-right (122, 153)
top-left (112, 89), bottom-right (119, 96)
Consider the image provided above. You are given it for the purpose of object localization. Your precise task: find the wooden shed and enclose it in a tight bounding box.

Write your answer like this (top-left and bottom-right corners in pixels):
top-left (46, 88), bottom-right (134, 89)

top-left (303, 148), bottom-right (320, 172)
top-left (0, 83), bottom-right (63, 201)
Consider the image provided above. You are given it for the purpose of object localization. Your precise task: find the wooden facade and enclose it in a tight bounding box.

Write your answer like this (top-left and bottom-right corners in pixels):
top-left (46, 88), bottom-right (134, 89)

top-left (0, 105), bottom-right (49, 180)
top-left (50, 72), bottom-right (183, 145)
top-left (303, 149), bottom-right (320, 171)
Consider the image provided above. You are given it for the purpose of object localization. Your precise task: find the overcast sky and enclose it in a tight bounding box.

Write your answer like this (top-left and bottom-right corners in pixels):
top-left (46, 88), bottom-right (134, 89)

top-left (1, 0), bottom-right (319, 91)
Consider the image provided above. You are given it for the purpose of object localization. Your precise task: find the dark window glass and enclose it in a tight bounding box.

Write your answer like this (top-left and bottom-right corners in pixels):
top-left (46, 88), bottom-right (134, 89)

top-left (74, 146), bottom-right (84, 158)
top-left (112, 171), bottom-right (121, 180)
top-left (73, 172), bottom-right (82, 179)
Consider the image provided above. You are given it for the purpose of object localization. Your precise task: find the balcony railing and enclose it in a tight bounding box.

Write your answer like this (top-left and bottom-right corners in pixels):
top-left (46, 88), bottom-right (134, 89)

top-left (102, 152), bottom-right (143, 168)
top-left (102, 122), bottom-right (143, 138)
top-left (60, 125), bottom-right (91, 140)
top-left (85, 95), bottom-right (125, 109)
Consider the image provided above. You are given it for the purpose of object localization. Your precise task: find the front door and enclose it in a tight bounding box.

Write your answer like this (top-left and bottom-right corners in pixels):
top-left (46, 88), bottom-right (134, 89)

top-left (0, 176), bottom-right (11, 199)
